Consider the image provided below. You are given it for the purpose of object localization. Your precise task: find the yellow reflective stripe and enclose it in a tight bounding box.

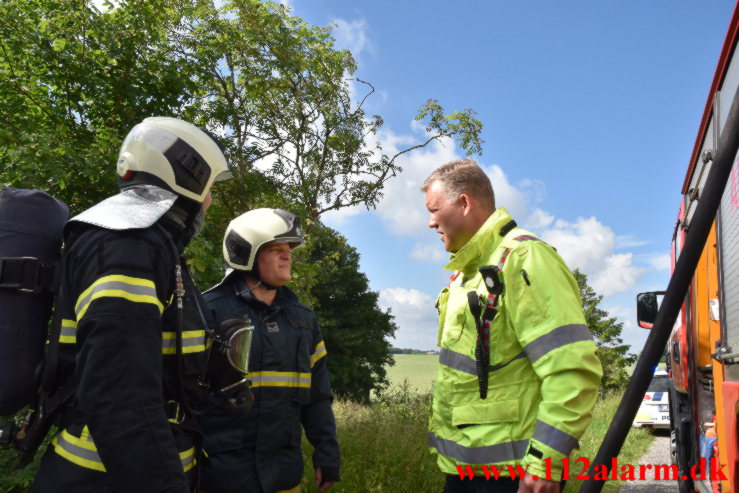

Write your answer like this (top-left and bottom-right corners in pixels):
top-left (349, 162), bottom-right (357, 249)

top-left (60, 319), bottom-right (77, 344)
top-left (53, 428), bottom-right (196, 473)
top-left (75, 275), bottom-right (163, 320)
top-left (310, 340), bottom-right (327, 367)
top-left (277, 484), bottom-right (301, 493)
top-left (161, 330), bottom-right (206, 354)
top-left (248, 371), bottom-right (311, 388)
top-left (180, 446), bottom-right (197, 472)
top-left (52, 429), bottom-right (106, 472)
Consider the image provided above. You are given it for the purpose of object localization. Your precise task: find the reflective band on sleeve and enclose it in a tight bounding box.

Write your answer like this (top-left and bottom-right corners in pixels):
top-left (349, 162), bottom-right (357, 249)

top-left (277, 484), bottom-right (302, 493)
top-left (53, 428), bottom-right (197, 473)
top-left (428, 432), bottom-right (528, 464)
top-left (248, 371), bottom-right (311, 388)
top-left (161, 330), bottom-right (206, 354)
top-left (523, 324), bottom-right (593, 363)
top-left (180, 446), bottom-right (197, 472)
top-left (310, 340), bottom-right (327, 367)
top-left (75, 275), bottom-right (163, 320)
top-left (53, 429), bottom-right (106, 472)
top-left (60, 319), bottom-right (78, 344)
top-left (532, 419), bottom-right (579, 456)
top-left (439, 348), bottom-right (526, 376)
top-left (439, 348), bottom-right (477, 375)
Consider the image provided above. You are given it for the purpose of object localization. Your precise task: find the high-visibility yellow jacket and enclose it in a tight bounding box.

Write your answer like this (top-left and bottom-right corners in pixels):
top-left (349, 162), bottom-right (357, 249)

top-left (428, 207), bottom-right (602, 479)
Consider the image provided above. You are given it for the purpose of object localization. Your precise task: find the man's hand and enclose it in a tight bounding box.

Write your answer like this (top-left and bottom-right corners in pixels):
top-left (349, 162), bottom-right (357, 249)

top-left (315, 467), bottom-right (335, 492)
top-left (517, 472), bottom-right (560, 493)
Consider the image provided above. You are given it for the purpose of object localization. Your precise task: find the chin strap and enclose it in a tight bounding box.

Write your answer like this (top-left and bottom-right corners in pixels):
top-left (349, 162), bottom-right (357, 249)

top-left (247, 265), bottom-right (279, 291)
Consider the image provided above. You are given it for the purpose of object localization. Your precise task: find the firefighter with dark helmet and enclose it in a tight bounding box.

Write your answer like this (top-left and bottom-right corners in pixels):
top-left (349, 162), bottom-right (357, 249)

top-left (32, 117), bottom-right (231, 493)
top-left (199, 209), bottom-right (340, 493)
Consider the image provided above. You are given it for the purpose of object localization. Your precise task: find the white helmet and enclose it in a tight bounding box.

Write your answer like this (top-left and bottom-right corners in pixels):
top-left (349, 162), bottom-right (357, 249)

top-left (223, 209), bottom-right (305, 272)
top-left (116, 117), bottom-right (231, 203)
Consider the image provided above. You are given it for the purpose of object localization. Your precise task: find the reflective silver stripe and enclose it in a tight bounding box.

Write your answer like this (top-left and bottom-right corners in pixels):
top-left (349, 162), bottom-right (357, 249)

top-left (249, 372), bottom-right (311, 388)
top-left (53, 430), bottom-right (106, 472)
top-left (54, 428), bottom-right (196, 472)
top-left (428, 432), bottom-right (528, 464)
top-left (60, 319), bottom-right (77, 343)
top-left (439, 348), bottom-right (477, 375)
top-left (75, 275), bottom-right (164, 320)
top-left (523, 324), bottom-right (593, 363)
top-left (439, 348), bottom-right (527, 375)
top-left (180, 447), bottom-right (196, 472)
top-left (532, 419), bottom-right (579, 456)
top-left (161, 330), bottom-right (206, 354)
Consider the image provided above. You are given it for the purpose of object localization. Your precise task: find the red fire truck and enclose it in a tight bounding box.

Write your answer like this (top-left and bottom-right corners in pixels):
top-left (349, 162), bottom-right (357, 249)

top-left (636, 5), bottom-right (739, 493)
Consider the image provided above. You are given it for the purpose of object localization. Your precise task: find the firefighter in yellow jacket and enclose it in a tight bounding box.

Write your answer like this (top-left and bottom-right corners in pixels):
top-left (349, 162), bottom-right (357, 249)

top-left (421, 159), bottom-right (602, 493)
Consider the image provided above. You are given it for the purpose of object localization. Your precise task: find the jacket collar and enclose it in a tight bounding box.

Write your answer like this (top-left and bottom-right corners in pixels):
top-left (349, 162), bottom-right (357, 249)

top-left (443, 207), bottom-right (514, 272)
top-left (231, 273), bottom-right (298, 308)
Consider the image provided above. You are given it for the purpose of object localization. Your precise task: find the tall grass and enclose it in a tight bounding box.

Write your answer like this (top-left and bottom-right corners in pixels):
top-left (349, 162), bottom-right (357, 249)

top-left (0, 388), bottom-right (654, 492)
top-left (300, 387), bottom-right (655, 493)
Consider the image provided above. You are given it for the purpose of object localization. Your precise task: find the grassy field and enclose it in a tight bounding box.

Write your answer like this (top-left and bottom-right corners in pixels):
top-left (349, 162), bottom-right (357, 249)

top-left (293, 355), bottom-right (655, 492)
top-left (297, 388), bottom-right (654, 493)
top-left (385, 353), bottom-right (439, 392)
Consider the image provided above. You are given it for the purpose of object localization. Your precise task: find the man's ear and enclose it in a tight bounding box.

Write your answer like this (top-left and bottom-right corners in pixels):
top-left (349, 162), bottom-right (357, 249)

top-left (459, 193), bottom-right (472, 215)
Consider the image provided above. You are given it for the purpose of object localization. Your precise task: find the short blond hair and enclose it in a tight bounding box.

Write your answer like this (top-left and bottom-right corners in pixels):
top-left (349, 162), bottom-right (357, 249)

top-left (421, 159), bottom-right (495, 210)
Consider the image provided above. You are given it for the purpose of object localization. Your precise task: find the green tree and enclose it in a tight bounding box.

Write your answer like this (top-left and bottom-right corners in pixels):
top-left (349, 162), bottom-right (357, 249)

top-left (574, 269), bottom-right (637, 392)
top-left (0, 0), bottom-right (197, 210)
top-left (0, 0), bottom-right (483, 289)
top-left (302, 224), bottom-right (396, 403)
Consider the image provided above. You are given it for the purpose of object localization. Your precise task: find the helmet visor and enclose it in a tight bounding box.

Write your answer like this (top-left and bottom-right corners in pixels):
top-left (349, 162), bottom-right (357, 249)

top-left (227, 326), bottom-right (254, 374)
top-left (214, 168), bottom-right (232, 182)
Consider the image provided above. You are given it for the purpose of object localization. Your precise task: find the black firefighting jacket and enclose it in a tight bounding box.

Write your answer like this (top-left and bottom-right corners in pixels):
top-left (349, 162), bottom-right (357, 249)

top-left (199, 274), bottom-right (340, 493)
top-left (32, 218), bottom-right (211, 493)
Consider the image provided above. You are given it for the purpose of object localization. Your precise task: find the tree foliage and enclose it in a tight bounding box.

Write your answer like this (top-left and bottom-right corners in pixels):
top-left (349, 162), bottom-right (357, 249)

top-left (1, 0), bottom-right (483, 288)
top-left (303, 224), bottom-right (397, 403)
top-left (0, 0), bottom-right (483, 402)
top-left (574, 269), bottom-right (637, 392)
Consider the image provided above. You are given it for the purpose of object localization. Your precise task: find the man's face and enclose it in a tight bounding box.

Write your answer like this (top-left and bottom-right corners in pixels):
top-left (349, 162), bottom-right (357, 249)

top-left (425, 180), bottom-right (467, 252)
top-left (256, 242), bottom-right (292, 287)
top-left (202, 191), bottom-right (213, 212)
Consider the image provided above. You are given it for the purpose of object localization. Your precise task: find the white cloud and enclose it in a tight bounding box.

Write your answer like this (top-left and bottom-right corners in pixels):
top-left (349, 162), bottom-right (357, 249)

top-left (540, 217), bottom-right (645, 297)
top-left (410, 242), bottom-right (446, 263)
top-left (378, 288), bottom-right (439, 350)
top-left (615, 235), bottom-right (651, 249)
top-left (540, 217), bottom-right (616, 273)
top-left (526, 208), bottom-right (555, 230)
top-left (372, 130), bottom-right (460, 236)
top-left (590, 253), bottom-right (645, 298)
top-left (332, 18), bottom-right (374, 59)
top-left (643, 253), bottom-right (671, 271)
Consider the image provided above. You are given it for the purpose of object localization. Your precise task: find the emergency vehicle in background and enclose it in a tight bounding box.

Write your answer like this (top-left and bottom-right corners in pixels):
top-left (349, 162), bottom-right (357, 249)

top-left (636, 4), bottom-right (739, 493)
top-left (632, 370), bottom-right (670, 430)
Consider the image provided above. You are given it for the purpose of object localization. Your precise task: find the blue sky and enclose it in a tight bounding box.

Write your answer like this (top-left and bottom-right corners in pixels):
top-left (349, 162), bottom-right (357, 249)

top-left (284, 1), bottom-right (736, 352)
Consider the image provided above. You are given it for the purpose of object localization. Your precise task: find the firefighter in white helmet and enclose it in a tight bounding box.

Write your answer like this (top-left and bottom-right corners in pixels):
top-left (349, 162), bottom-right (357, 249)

top-left (200, 209), bottom-right (340, 493)
top-left (32, 117), bottom-right (230, 493)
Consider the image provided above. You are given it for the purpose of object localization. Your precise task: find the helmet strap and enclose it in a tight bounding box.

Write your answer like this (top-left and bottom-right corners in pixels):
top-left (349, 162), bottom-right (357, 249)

top-left (245, 269), bottom-right (279, 292)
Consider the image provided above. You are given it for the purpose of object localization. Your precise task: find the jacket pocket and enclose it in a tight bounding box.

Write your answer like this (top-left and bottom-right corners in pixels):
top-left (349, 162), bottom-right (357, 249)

top-left (451, 399), bottom-right (519, 427)
top-left (512, 277), bottom-right (550, 327)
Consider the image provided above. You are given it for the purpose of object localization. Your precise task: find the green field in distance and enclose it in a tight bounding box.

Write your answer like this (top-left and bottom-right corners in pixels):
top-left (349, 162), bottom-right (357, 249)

top-left (385, 354), bottom-right (439, 392)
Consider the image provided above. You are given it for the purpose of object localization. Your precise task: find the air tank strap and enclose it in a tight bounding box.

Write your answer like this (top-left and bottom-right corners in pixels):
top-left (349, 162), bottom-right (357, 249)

top-left (0, 257), bottom-right (57, 293)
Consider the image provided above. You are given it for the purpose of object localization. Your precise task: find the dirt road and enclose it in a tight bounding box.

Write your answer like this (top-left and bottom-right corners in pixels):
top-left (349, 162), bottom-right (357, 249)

top-left (619, 432), bottom-right (677, 493)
